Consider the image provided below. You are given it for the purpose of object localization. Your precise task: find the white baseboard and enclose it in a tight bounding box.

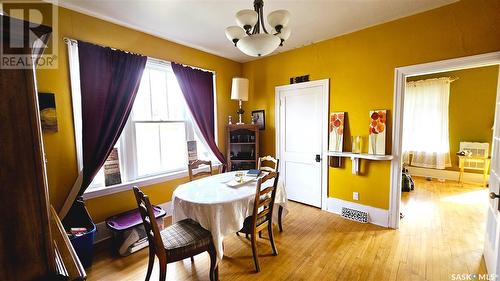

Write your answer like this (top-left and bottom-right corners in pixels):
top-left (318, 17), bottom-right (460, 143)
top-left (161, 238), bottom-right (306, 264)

top-left (406, 166), bottom-right (488, 183)
top-left (93, 201), bottom-right (172, 244)
top-left (326, 198), bottom-right (389, 227)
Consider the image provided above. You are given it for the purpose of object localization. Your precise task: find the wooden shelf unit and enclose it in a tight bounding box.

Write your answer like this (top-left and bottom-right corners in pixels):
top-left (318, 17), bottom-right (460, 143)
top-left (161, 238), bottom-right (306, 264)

top-left (226, 124), bottom-right (259, 171)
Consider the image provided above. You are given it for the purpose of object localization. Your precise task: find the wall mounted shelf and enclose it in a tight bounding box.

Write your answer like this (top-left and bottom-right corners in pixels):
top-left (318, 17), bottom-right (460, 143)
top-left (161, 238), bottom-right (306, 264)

top-left (326, 151), bottom-right (393, 175)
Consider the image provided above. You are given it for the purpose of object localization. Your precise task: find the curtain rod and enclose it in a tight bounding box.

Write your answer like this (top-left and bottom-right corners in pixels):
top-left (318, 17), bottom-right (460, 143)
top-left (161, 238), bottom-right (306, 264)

top-left (406, 76), bottom-right (459, 84)
top-left (63, 37), bottom-right (145, 57)
top-left (63, 37), bottom-right (216, 74)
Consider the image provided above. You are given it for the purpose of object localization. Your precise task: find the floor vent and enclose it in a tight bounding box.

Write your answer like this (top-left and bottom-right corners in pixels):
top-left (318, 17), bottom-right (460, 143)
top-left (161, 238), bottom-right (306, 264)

top-left (341, 207), bottom-right (368, 223)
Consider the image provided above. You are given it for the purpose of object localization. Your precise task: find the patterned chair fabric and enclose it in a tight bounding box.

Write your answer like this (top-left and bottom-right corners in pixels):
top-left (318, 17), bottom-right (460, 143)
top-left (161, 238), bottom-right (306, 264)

top-left (133, 186), bottom-right (218, 281)
top-left (161, 219), bottom-right (213, 258)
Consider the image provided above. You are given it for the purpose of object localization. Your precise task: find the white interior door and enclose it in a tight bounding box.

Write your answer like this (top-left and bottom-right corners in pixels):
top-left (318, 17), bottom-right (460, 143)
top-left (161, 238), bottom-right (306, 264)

top-left (484, 74), bottom-right (500, 279)
top-left (276, 80), bottom-right (329, 208)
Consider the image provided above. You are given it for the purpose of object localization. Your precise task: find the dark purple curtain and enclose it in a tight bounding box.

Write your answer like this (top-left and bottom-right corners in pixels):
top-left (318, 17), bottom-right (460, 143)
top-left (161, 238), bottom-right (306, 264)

top-left (78, 41), bottom-right (147, 195)
top-left (171, 62), bottom-right (226, 169)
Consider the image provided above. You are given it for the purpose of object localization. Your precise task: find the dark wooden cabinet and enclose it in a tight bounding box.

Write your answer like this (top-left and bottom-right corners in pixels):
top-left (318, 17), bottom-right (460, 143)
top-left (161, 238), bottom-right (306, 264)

top-left (226, 124), bottom-right (260, 171)
top-left (0, 15), bottom-right (85, 281)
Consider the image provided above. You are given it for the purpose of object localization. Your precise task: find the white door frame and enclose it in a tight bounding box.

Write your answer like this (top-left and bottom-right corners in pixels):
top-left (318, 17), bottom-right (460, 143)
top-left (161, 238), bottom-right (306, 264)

top-left (275, 79), bottom-right (330, 210)
top-left (389, 51), bottom-right (500, 229)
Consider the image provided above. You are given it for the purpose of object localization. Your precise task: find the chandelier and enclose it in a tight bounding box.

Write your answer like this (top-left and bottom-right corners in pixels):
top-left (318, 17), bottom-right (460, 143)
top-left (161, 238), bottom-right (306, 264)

top-left (225, 0), bottom-right (291, 57)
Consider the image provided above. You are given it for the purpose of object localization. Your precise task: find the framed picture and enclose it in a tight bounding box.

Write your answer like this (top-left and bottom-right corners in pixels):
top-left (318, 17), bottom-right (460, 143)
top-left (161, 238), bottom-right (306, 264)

top-left (187, 140), bottom-right (198, 164)
top-left (329, 112), bottom-right (345, 152)
top-left (104, 148), bottom-right (122, 186)
top-left (38, 92), bottom-right (58, 133)
top-left (368, 110), bottom-right (387, 155)
top-left (251, 110), bottom-right (265, 130)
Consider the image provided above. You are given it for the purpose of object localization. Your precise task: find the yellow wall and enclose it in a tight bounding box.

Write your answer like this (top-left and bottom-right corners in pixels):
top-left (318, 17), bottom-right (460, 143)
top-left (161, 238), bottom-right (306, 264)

top-left (36, 0), bottom-right (500, 220)
top-left (36, 7), bottom-right (242, 222)
top-left (407, 65), bottom-right (499, 172)
top-left (242, 0), bottom-right (500, 210)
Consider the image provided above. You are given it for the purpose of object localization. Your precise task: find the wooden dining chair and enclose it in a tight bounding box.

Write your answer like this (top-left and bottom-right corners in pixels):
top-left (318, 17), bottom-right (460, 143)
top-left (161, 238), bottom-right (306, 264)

top-left (237, 172), bottom-right (279, 272)
top-left (188, 159), bottom-right (213, 181)
top-left (257, 155), bottom-right (279, 173)
top-left (257, 155), bottom-right (284, 232)
top-left (133, 187), bottom-right (218, 281)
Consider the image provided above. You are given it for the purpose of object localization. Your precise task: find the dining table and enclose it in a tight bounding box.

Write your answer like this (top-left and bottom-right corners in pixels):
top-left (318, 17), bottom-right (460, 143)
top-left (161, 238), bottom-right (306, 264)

top-left (172, 170), bottom-right (288, 263)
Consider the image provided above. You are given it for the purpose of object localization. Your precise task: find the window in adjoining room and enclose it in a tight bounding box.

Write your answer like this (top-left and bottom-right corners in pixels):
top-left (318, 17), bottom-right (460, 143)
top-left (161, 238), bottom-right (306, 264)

top-left (402, 77), bottom-right (452, 169)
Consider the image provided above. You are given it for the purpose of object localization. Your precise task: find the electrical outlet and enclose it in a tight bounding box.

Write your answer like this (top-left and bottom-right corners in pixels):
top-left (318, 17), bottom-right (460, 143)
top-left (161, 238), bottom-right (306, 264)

top-left (353, 192), bottom-right (359, 201)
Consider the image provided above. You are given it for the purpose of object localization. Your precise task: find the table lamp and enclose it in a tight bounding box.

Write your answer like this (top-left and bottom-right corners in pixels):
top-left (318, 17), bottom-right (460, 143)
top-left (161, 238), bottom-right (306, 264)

top-left (230, 77), bottom-right (249, 124)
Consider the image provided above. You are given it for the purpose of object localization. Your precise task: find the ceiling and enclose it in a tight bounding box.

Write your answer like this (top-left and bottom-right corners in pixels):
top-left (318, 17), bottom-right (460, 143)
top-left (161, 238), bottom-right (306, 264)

top-left (56, 0), bottom-right (457, 63)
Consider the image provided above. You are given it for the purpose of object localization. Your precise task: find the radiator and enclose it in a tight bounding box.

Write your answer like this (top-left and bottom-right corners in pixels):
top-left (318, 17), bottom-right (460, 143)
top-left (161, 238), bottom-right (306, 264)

top-left (459, 142), bottom-right (489, 170)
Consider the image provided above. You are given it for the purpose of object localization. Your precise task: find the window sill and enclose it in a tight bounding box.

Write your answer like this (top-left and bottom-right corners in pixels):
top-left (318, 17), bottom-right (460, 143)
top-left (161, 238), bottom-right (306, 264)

top-left (82, 163), bottom-right (222, 200)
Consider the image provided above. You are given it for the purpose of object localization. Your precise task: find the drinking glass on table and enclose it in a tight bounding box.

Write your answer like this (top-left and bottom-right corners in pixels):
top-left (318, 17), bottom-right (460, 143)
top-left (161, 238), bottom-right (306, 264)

top-left (235, 172), bottom-right (244, 183)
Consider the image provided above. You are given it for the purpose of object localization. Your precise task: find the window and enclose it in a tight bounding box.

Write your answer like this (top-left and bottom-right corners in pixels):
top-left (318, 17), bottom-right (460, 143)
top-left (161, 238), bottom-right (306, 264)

top-left (129, 63), bottom-right (188, 178)
top-left (88, 60), bottom-right (215, 191)
top-left (403, 77), bottom-right (452, 169)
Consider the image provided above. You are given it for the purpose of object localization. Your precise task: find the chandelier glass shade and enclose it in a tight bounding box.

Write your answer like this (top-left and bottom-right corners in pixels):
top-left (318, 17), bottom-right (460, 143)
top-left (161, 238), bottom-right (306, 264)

top-left (225, 0), bottom-right (291, 57)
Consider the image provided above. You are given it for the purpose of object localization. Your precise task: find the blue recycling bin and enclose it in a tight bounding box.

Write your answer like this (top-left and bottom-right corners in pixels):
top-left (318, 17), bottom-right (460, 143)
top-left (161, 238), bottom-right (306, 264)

top-left (69, 222), bottom-right (96, 268)
top-left (63, 198), bottom-right (96, 268)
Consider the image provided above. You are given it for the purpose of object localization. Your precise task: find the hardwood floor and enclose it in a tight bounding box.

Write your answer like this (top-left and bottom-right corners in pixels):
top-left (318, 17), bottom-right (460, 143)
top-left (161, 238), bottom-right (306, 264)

top-left (87, 177), bottom-right (488, 281)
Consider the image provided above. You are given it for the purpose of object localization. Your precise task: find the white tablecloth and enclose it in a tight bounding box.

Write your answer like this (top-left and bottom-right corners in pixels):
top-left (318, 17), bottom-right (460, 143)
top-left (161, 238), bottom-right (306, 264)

top-left (172, 171), bottom-right (288, 263)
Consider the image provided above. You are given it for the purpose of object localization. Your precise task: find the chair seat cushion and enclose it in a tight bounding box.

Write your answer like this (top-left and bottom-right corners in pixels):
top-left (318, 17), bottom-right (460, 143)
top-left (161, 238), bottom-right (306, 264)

top-left (160, 218), bottom-right (212, 258)
top-left (239, 215), bottom-right (268, 234)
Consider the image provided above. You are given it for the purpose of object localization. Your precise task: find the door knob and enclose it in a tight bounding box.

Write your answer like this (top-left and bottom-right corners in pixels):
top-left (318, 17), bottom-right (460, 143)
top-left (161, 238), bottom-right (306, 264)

top-left (315, 154), bottom-right (321, 162)
top-left (489, 192), bottom-right (500, 199)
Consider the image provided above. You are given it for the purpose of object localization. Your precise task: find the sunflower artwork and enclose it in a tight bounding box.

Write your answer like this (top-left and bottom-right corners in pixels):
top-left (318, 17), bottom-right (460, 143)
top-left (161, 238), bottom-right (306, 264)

top-left (329, 112), bottom-right (345, 152)
top-left (369, 110), bottom-right (386, 155)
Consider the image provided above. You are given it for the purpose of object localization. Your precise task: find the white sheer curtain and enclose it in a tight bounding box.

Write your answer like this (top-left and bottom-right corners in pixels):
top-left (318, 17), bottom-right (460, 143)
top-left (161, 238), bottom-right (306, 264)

top-left (59, 38), bottom-right (84, 218)
top-left (403, 78), bottom-right (452, 169)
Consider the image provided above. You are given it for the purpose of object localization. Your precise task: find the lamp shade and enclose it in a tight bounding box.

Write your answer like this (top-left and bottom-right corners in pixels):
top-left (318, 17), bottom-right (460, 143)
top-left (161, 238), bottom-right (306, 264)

top-left (236, 9), bottom-right (258, 29)
top-left (237, 33), bottom-right (281, 57)
top-left (231, 78), bottom-right (249, 101)
top-left (225, 26), bottom-right (246, 42)
top-left (267, 10), bottom-right (291, 30)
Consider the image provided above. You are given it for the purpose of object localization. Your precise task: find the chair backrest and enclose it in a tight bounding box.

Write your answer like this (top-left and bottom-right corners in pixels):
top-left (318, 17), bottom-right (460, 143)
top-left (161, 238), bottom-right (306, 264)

top-left (188, 159), bottom-right (213, 181)
top-left (133, 186), bottom-right (166, 261)
top-left (257, 155), bottom-right (279, 173)
top-left (251, 172), bottom-right (279, 230)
